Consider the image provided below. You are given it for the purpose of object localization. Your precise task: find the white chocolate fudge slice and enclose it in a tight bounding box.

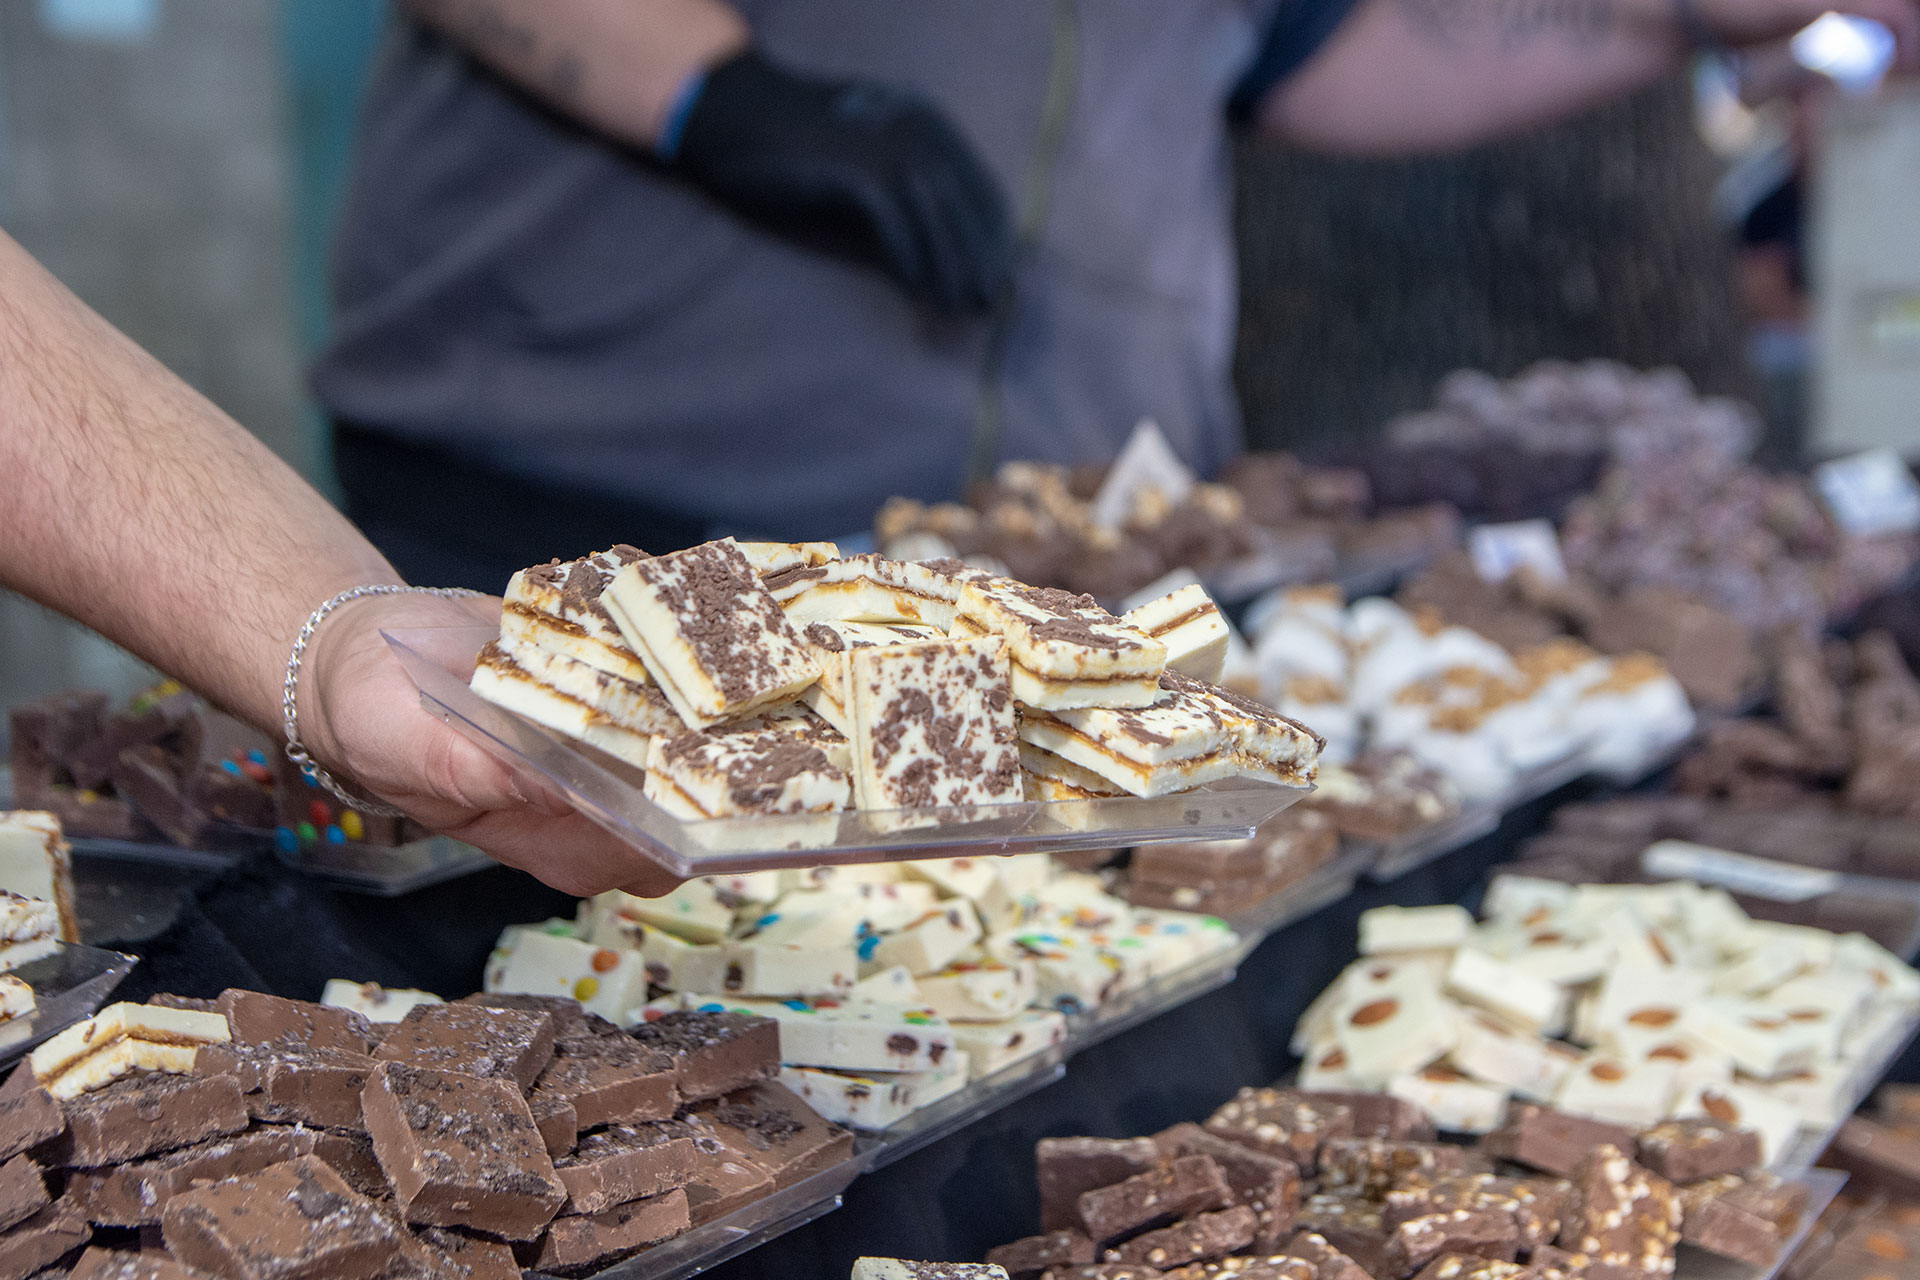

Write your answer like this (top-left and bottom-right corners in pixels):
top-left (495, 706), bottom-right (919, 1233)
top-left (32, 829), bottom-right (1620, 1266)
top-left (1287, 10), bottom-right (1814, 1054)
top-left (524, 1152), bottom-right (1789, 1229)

top-left (687, 997), bottom-right (956, 1072)
top-left (848, 638), bottom-right (1023, 811)
top-left (1331, 966), bottom-right (1458, 1087)
top-left (470, 642), bottom-right (654, 769)
top-left (798, 621), bottom-right (943, 735)
top-left (1385, 1067), bottom-right (1509, 1134)
top-left (603, 538), bottom-right (822, 727)
top-left (716, 702), bottom-right (853, 775)
top-left (1833, 932), bottom-right (1920, 1006)
top-left (778, 1059), bottom-right (969, 1129)
top-left (1182, 677), bottom-right (1323, 786)
top-left (1755, 1061), bottom-right (1852, 1128)
top-left (503, 545), bottom-right (652, 682)
top-left (1553, 1052), bottom-right (1678, 1128)
top-left (497, 625), bottom-right (685, 737)
top-left (723, 941), bottom-right (859, 999)
top-left (1019, 744), bottom-right (1128, 816)
top-left (851, 966), bottom-right (924, 1005)
top-left (773, 555), bottom-right (988, 628)
top-left (901, 857), bottom-right (1002, 903)
top-left (1451, 1011), bottom-right (1577, 1103)
top-left (1359, 905), bottom-right (1473, 955)
top-left (619, 879), bottom-right (735, 944)
top-left (32, 1001), bottom-right (231, 1100)
top-left (0, 812), bottom-right (78, 943)
top-left (1124, 583), bottom-right (1230, 682)
top-left (320, 980), bottom-right (443, 1024)
top-left (853, 1260), bottom-right (1007, 1280)
top-left (487, 929), bottom-right (651, 1021)
top-left (643, 729), bottom-right (850, 820)
top-left (950, 1008), bottom-right (1065, 1075)
top-left (0, 889), bottom-right (59, 974)
top-left (1445, 948), bottom-right (1565, 1035)
top-left (983, 931), bottom-right (1128, 1012)
top-left (955, 580), bottom-right (1165, 710)
top-left (1685, 999), bottom-right (1821, 1079)
top-left (735, 541), bottom-right (841, 578)
top-left (1019, 679), bottom-right (1239, 799)
top-left (871, 903), bottom-right (985, 977)
top-left (918, 960), bottom-right (1037, 1022)
top-left (0, 975), bottom-right (34, 1023)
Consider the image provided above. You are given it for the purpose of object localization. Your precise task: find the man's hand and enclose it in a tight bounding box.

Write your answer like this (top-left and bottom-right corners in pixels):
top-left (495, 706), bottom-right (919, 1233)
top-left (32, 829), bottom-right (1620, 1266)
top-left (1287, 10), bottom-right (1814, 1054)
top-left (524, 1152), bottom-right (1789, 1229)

top-left (298, 592), bottom-right (683, 900)
top-left (674, 51), bottom-right (1015, 314)
top-left (1687, 0), bottom-right (1919, 63)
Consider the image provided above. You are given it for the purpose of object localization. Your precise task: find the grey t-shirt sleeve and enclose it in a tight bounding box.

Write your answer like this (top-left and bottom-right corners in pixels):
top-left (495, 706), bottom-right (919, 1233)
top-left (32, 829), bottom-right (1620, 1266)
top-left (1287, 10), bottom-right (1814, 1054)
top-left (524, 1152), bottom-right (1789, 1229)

top-left (1228, 0), bottom-right (1370, 119)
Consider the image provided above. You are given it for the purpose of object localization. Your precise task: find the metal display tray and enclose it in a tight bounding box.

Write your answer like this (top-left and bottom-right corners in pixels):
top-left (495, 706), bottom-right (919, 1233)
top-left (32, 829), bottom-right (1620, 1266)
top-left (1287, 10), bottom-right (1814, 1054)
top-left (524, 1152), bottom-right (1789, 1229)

top-left (386, 625), bottom-right (1308, 878)
top-left (0, 943), bottom-right (138, 1065)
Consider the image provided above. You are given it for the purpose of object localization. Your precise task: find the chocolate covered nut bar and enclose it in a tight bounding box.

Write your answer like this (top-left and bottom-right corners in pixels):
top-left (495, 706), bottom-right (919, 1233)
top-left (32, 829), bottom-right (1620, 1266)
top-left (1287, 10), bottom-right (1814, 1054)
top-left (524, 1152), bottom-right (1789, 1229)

top-left (987, 1230), bottom-right (1096, 1280)
top-left (530, 1035), bottom-right (676, 1130)
top-left (643, 729), bottom-right (850, 820)
top-left (1383, 1209), bottom-right (1519, 1277)
top-left (32, 1003), bottom-right (231, 1102)
top-left (844, 636), bottom-right (1023, 812)
top-left (372, 1003), bottom-right (556, 1093)
top-left (1483, 1105), bottom-right (1636, 1179)
top-left (1037, 1137), bottom-right (1163, 1233)
top-left (691, 1081), bottom-right (853, 1188)
top-left (1293, 1195), bottom-right (1387, 1278)
top-left (1204, 1089), bottom-right (1354, 1173)
top-left (361, 1062), bottom-right (566, 1240)
top-left (1407, 1258), bottom-right (1533, 1280)
top-left (1635, 1117), bottom-right (1761, 1183)
top-left (603, 538), bottom-right (821, 727)
top-left (161, 1156), bottom-right (401, 1280)
top-left (517, 1188), bottom-right (690, 1277)
top-left (1383, 1175), bottom-right (1566, 1255)
top-left (47, 1072), bottom-right (249, 1168)
top-left (956, 581), bottom-right (1165, 711)
top-left (1046, 1268), bottom-right (1171, 1280)
top-left (1556, 1145), bottom-right (1679, 1278)
top-left (67, 1128), bottom-right (317, 1227)
top-left (1108, 1207), bottom-right (1258, 1270)
top-left (1124, 585), bottom-right (1230, 684)
top-left (630, 1010), bottom-right (779, 1104)
top-left (1078, 1157), bottom-right (1233, 1247)
top-left (1151, 1125), bottom-right (1299, 1252)
top-left (1318, 1139), bottom-right (1467, 1200)
top-left (1277, 1230), bottom-right (1373, 1280)
top-left (799, 621), bottom-right (944, 735)
top-left (553, 1120), bottom-right (698, 1215)
top-left (1679, 1182), bottom-right (1791, 1267)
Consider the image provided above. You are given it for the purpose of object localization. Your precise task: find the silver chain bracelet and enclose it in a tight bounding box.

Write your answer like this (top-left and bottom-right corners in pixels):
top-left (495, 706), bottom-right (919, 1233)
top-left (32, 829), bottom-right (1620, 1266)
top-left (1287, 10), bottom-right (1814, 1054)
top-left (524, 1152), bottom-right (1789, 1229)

top-left (283, 584), bottom-right (484, 819)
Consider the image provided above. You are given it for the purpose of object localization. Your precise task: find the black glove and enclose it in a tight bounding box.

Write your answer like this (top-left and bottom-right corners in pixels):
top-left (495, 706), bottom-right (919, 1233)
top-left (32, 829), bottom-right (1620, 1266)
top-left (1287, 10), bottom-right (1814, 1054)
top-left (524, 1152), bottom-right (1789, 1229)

top-left (674, 50), bottom-right (1015, 314)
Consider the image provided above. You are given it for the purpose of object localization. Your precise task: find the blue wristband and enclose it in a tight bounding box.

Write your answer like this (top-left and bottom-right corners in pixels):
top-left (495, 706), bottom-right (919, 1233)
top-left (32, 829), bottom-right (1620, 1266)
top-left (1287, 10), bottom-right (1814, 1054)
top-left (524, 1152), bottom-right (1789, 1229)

top-left (656, 67), bottom-right (710, 160)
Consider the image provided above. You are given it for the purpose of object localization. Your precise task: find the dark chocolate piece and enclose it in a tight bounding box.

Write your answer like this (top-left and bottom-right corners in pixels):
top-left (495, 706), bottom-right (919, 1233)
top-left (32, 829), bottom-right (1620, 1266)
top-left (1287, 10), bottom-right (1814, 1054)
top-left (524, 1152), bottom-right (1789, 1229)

top-left (1634, 1118), bottom-right (1761, 1183)
top-left (1078, 1157), bottom-right (1232, 1248)
top-left (514, 1189), bottom-right (688, 1278)
top-left (1042, 1268), bottom-right (1168, 1280)
top-left (1151, 1125), bottom-right (1298, 1252)
top-left (1038, 1138), bottom-right (1163, 1233)
top-left (1482, 1106), bottom-right (1636, 1179)
top-left (691, 1082), bottom-right (852, 1189)
top-left (67, 1128), bottom-right (318, 1227)
top-left (1293, 1195), bottom-right (1386, 1279)
top-left (1107, 1207), bottom-right (1257, 1270)
top-left (0, 1158), bottom-right (46, 1235)
top-left (214, 991), bottom-right (370, 1056)
top-left (1554, 1145), bottom-right (1679, 1277)
top-left (629, 1011), bottom-right (780, 1104)
top-left (160, 1156), bottom-right (401, 1280)
top-left (553, 1120), bottom-right (698, 1216)
top-left (1290, 1091), bottom-right (1435, 1142)
top-left (372, 1005), bottom-right (556, 1093)
top-left (988, 1231), bottom-right (1097, 1280)
top-left (360, 1062), bottom-right (565, 1241)
top-left (0, 1196), bottom-right (89, 1280)
top-left (1383, 1208), bottom-right (1519, 1277)
top-left (1681, 1190), bottom-right (1787, 1267)
top-left (1824, 1116), bottom-right (1920, 1199)
top-left (48, 1073), bottom-right (248, 1168)
top-left (69, 1246), bottom-right (200, 1280)
top-left (1204, 1090), bottom-right (1353, 1173)
top-left (530, 1036), bottom-right (676, 1131)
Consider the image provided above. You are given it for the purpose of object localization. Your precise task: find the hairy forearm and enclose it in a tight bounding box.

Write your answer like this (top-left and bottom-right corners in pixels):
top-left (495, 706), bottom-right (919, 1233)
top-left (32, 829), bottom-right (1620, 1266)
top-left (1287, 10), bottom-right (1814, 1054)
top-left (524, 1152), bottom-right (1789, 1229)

top-left (1263, 0), bottom-right (1683, 154)
top-left (402, 0), bottom-right (749, 149)
top-left (0, 232), bottom-right (398, 735)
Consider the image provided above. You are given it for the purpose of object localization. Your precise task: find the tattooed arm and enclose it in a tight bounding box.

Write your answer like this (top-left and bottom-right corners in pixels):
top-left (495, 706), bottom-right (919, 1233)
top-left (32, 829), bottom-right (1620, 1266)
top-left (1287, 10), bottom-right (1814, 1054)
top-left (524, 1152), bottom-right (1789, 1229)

top-left (400, 0), bottom-right (749, 148)
top-left (1261, 0), bottom-right (1920, 153)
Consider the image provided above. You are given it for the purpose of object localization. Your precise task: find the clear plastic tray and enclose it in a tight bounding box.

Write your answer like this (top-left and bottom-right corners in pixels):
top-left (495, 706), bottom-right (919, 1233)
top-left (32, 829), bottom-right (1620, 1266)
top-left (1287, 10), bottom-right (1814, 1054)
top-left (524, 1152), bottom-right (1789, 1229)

top-left (271, 833), bottom-right (494, 897)
top-left (1676, 1167), bottom-right (1846, 1280)
top-left (1066, 934), bottom-right (1254, 1054)
top-left (1774, 1006), bottom-right (1920, 1177)
top-left (1230, 844), bottom-right (1381, 937)
top-left (386, 626), bottom-right (1309, 878)
top-left (0, 943), bottom-right (138, 1064)
top-left (858, 1044), bottom-right (1070, 1170)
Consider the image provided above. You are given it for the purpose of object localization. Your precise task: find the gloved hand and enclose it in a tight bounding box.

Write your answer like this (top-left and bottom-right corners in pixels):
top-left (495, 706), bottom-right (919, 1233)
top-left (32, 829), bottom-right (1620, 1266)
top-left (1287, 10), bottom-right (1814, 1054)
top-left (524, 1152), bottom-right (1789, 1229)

top-left (672, 50), bottom-right (1015, 314)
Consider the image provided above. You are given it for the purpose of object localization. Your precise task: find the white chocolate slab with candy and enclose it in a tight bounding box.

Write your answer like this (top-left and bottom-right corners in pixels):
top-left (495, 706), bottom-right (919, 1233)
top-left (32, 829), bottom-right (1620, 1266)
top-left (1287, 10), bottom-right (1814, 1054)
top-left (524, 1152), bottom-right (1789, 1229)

top-left (778, 1059), bottom-right (969, 1129)
top-left (918, 960), bottom-right (1038, 1022)
top-left (949, 1008), bottom-right (1066, 1075)
top-left (680, 996), bottom-right (957, 1073)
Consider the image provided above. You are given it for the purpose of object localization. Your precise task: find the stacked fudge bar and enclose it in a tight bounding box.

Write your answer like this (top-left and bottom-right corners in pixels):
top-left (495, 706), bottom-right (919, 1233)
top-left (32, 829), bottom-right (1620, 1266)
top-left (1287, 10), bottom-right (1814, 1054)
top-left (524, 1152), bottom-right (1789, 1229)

top-left (479, 855), bottom-right (1240, 1130)
top-left (1121, 810), bottom-right (1342, 916)
top-left (1245, 588), bottom-right (1694, 802)
top-left (1288, 883), bottom-right (1920, 1164)
top-left (0, 986), bottom-right (850, 1278)
top-left (470, 538), bottom-right (1322, 824)
top-left (985, 1086), bottom-right (1808, 1280)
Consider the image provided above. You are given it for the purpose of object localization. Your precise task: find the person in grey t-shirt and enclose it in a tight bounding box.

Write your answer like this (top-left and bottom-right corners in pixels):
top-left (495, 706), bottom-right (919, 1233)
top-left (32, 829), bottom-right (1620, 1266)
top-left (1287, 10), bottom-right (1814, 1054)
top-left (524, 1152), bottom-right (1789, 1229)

top-left (313, 0), bottom-right (1916, 588)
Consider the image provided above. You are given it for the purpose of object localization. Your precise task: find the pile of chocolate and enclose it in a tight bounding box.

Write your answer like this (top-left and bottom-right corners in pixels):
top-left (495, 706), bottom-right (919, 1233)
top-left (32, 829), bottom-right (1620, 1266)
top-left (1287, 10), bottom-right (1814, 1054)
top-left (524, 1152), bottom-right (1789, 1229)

top-left (985, 1089), bottom-right (1805, 1280)
top-left (8, 685), bottom-right (415, 850)
top-left (874, 458), bottom-right (1458, 604)
top-left (0, 989), bottom-right (848, 1279)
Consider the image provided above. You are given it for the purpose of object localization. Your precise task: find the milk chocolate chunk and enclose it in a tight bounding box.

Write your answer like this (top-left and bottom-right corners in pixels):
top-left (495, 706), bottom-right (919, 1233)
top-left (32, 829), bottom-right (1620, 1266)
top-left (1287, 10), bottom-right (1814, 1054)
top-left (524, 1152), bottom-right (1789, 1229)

top-left (372, 1005), bottom-right (556, 1093)
top-left (530, 1036), bottom-right (675, 1131)
top-left (67, 1128), bottom-right (317, 1227)
top-left (528, 1092), bottom-right (578, 1158)
top-left (1407, 1257), bottom-right (1535, 1280)
top-left (1384, 1209), bottom-right (1519, 1277)
top-left (0, 1087), bottom-right (60, 1168)
top-left (629, 1011), bottom-right (779, 1104)
top-left (213, 991), bottom-right (369, 1056)
top-left (1318, 1139), bottom-right (1467, 1199)
top-left (360, 1062), bottom-right (565, 1241)
top-left (1483, 1106), bottom-right (1636, 1179)
top-left (0, 1197), bottom-right (87, 1280)
top-left (1151, 1125), bottom-right (1299, 1252)
top-left (1277, 1230), bottom-right (1372, 1280)
top-left (682, 1131), bottom-right (774, 1226)
top-left (406, 1228), bottom-right (520, 1280)
top-left (456, 992), bottom-right (608, 1041)
top-left (69, 1246), bottom-right (199, 1280)
top-left (1293, 1196), bottom-right (1386, 1279)
top-left (692, 1082), bottom-right (852, 1188)
top-left (1384, 1175), bottom-right (1566, 1255)
top-left (305, 1130), bottom-right (386, 1200)
top-left (514, 1188), bottom-right (689, 1278)
top-left (987, 1231), bottom-right (1096, 1280)
top-left (254, 1049), bottom-right (378, 1132)
top-left (1634, 1118), bottom-right (1761, 1184)
top-left (1044, 1143), bottom-right (1159, 1235)
top-left (1107, 1207), bottom-right (1258, 1270)
top-left (553, 1120), bottom-right (698, 1216)
top-left (1204, 1090), bottom-right (1353, 1174)
top-left (48, 1072), bottom-right (248, 1168)
top-left (1038, 1138), bottom-right (1163, 1233)
top-left (1555, 1145), bottom-right (1679, 1277)
top-left (0, 1158), bottom-right (46, 1236)
top-left (1680, 1189), bottom-right (1788, 1267)
top-left (1042, 1268), bottom-right (1166, 1280)
top-left (161, 1156), bottom-right (401, 1280)
top-left (1078, 1157), bottom-right (1233, 1247)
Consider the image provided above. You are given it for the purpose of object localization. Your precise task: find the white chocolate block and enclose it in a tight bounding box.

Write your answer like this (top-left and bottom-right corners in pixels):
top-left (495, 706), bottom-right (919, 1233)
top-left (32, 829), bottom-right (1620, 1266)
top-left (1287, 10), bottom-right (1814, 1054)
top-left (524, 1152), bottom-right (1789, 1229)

top-left (33, 1001), bottom-right (230, 1100)
top-left (470, 643), bottom-right (655, 768)
top-left (848, 638), bottom-right (1023, 811)
top-left (1450, 1011), bottom-right (1576, 1103)
top-left (918, 961), bottom-right (1037, 1022)
top-left (1124, 911), bottom-right (1238, 976)
top-left (685, 997), bottom-right (956, 1072)
top-left (1183, 677), bottom-right (1322, 787)
top-left (1298, 1043), bottom-right (1360, 1090)
top-left (603, 538), bottom-right (822, 727)
top-left (1763, 972), bottom-right (1877, 1060)
top-left (489, 929), bottom-right (650, 1022)
top-left (1331, 966), bottom-right (1458, 1087)
top-left (778, 1059), bottom-right (968, 1129)
top-left (1673, 1081), bottom-right (1802, 1166)
top-left (320, 980), bottom-right (443, 1024)
top-left (620, 880), bottom-right (735, 945)
top-left (1685, 999), bottom-right (1821, 1080)
top-left (850, 966), bottom-right (924, 1005)
top-left (1359, 905), bottom-right (1472, 955)
top-left (643, 728), bottom-right (850, 819)
top-left (955, 579), bottom-right (1166, 711)
top-left (1124, 584), bottom-right (1230, 683)
top-left (902, 857), bottom-right (1002, 903)
top-left (949, 1008), bottom-right (1066, 1075)
top-left (0, 813), bottom-right (77, 943)
top-left (1833, 932), bottom-right (1920, 1007)
top-left (1481, 875), bottom-right (1575, 927)
top-left (983, 931), bottom-right (1127, 1012)
top-left (1553, 1052), bottom-right (1678, 1129)
top-left (723, 941), bottom-right (859, 999)
top-left (871, 903), bottom-right (984, 977)
top-left (636, 924), bottom-right (731, 996)
top-left (735, 541), bottom-right (841, 577)
top-left (497, 623), bottom-right (685, 738)
top-left (1755, 1062), bottom-right (1852, 1129)
top-left (1019, 680), bottom-right (1239, 799)
top-left (1445, 948), bottom-right (1564, 1035)
top-left (1712, 937), bottom-right (1811, 998)
top-left (0, 975), bottom-right (34, 1023)
top-left (1386, 1068), bottom-right (1509, 1134)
